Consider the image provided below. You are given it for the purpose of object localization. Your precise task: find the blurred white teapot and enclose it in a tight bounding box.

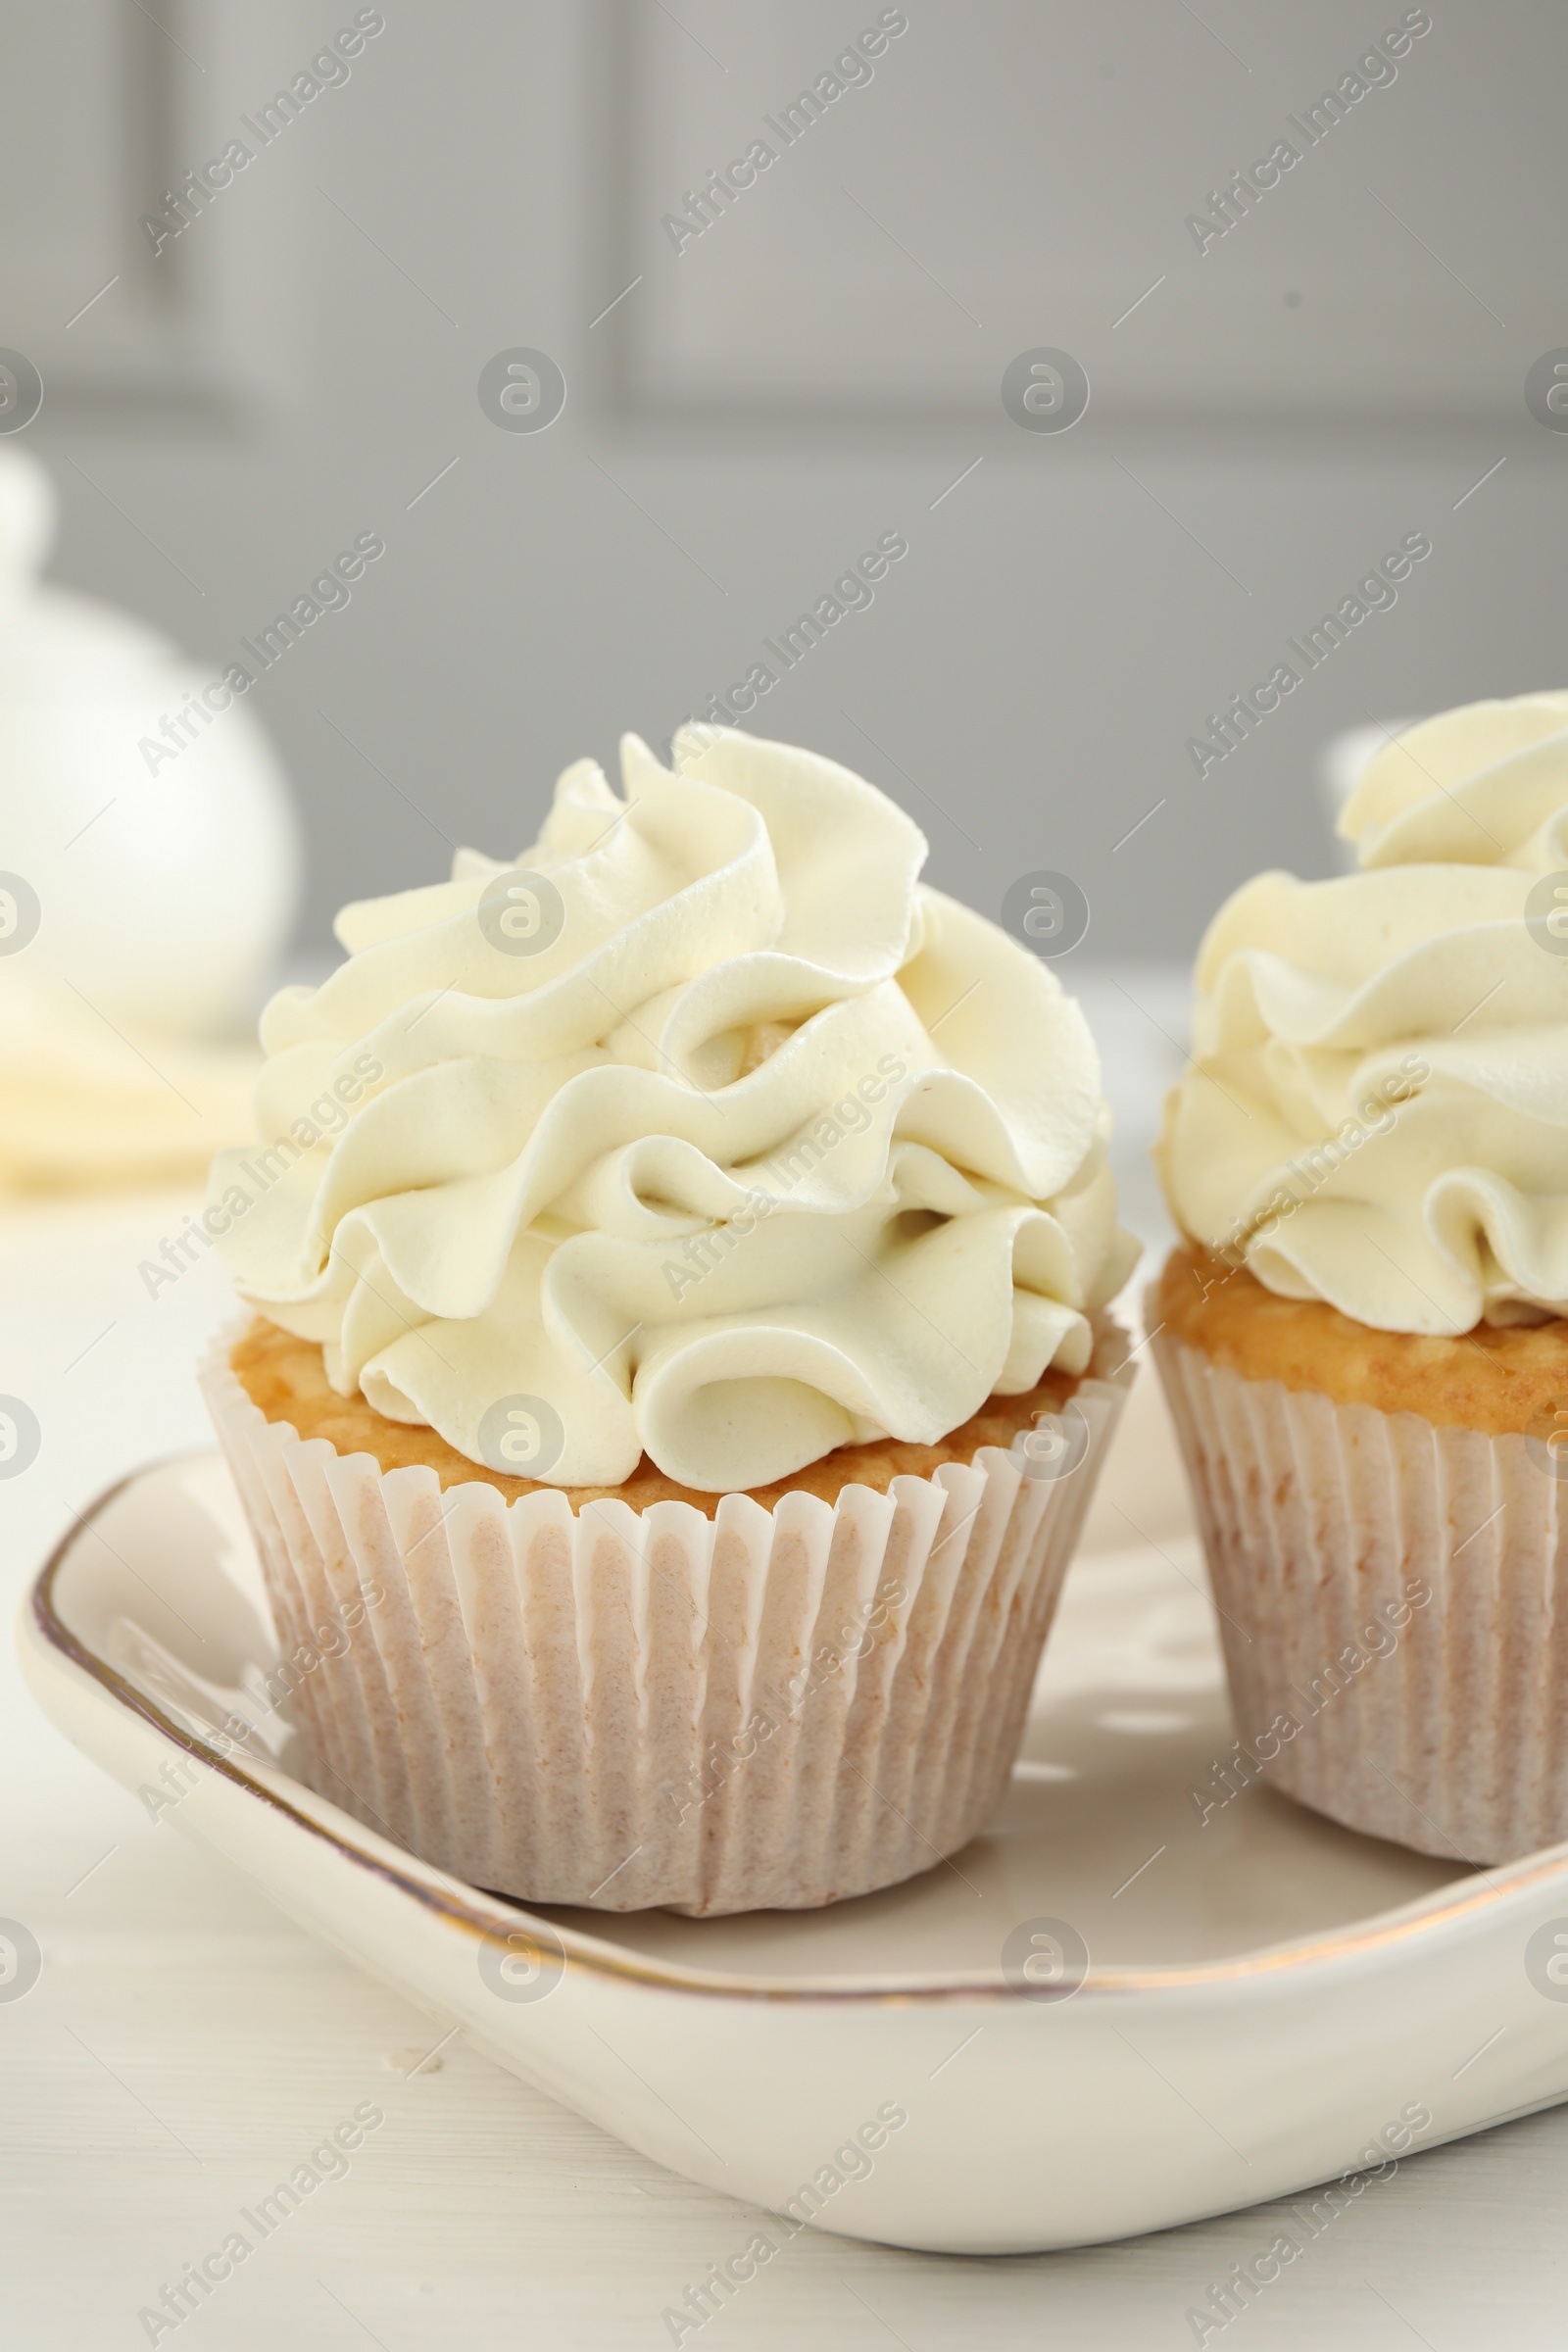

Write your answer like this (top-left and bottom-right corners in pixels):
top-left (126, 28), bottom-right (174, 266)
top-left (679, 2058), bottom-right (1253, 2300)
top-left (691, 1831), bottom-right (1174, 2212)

top-left (0, 446), bottom-right (301, 1039)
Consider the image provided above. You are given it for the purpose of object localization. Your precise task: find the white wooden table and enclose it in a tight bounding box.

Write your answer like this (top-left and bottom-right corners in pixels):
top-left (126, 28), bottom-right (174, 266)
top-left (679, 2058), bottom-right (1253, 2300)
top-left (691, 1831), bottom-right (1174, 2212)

top-left (4, 1141), bottom-right (1568, 2348)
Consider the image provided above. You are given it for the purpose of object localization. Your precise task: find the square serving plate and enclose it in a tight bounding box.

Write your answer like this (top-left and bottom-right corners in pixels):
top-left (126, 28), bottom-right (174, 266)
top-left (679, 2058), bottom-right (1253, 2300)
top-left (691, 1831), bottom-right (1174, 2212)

top-left (19, 1369), bottom-right (1568, 2256)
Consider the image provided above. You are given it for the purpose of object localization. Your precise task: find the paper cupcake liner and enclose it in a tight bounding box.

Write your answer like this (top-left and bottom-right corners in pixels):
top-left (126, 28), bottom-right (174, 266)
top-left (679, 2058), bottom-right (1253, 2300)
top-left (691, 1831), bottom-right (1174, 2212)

top-left (199, 1326), bottom-right (1133, 1914)
top-left (1152, 1317), bottom-right (1568, 1865)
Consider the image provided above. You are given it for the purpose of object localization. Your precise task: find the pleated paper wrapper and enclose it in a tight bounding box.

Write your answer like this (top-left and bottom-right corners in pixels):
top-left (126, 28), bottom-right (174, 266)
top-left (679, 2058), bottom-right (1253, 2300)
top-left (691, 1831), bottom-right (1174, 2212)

top-left (1153, 1321), bottom-right (1568, 1865)
top-left (199, 1326), bottom-right (1133, 1914)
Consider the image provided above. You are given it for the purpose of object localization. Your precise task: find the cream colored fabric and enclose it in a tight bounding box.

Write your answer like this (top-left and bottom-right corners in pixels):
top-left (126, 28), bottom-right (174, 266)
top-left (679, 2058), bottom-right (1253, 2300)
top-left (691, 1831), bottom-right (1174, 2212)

top-left (1157, 693), bottom-right (1568, 1334)
top-left (212, 726), bottom-right (1135, 1489)
top-left (0, 963), bottom-right (257, 1194)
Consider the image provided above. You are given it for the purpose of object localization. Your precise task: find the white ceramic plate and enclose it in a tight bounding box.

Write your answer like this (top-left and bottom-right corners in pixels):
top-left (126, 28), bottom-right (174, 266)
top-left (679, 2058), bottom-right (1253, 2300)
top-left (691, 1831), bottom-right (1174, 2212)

top-left (20, 1396), bottom-right (1568, 2255)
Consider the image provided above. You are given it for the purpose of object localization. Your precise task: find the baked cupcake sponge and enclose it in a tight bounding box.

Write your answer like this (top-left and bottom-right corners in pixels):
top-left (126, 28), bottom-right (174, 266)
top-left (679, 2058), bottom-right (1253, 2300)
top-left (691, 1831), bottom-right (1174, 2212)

top-left (207, 1316), bottom-right (1134, 1913)
top-left (1154, 1246), bottom-right (1568, 1864)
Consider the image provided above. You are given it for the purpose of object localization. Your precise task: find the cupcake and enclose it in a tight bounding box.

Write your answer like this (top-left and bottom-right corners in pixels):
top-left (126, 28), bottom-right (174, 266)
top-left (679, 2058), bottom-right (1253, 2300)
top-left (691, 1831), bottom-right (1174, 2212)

top-left (200, 725), bottom-right (1137, 1913)
top-left (1153, 693), bottom-right (1568, 1865)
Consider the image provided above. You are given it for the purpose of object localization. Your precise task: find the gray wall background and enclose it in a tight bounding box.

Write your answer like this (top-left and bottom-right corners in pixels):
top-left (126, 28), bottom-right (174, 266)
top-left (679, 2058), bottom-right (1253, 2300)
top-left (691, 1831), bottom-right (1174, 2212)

top-left (7, 0), bottom-right (1567, 965)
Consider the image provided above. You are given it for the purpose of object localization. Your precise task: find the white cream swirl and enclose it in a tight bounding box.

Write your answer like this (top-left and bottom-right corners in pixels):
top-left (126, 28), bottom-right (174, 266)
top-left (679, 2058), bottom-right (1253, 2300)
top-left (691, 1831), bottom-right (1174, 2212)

top-left (212, 726), bottom-right (1135, 1489)
top-left (1156, 692), bottom-right (1568, 1334)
